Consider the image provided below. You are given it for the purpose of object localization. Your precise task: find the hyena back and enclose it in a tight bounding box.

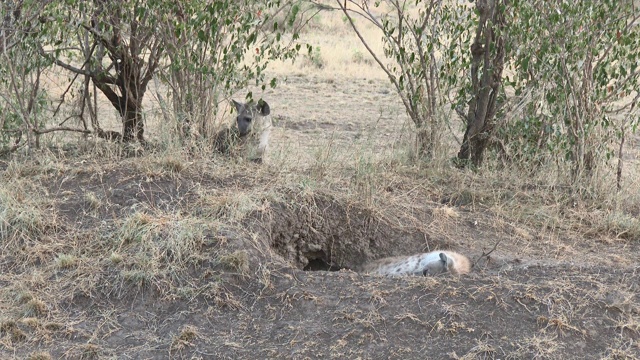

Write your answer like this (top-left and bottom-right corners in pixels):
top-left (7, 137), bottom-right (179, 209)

top-left (361, 250), bottom-right (470, 277)
top-left (213, 99), bottom-right (271, 163)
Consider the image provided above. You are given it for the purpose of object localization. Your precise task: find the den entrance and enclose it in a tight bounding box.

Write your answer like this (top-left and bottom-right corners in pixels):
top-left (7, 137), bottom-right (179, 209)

top-left (253, 195), bottom-right (443, 272)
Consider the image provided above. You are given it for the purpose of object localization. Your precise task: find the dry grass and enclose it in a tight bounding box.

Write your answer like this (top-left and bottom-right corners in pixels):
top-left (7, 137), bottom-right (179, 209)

top-left (0, 180), bottom-right (52, 246)
top-left (82, 191), bottom-right (102, 211)
top-left (218, 250), bottom-right (251, 275)
top-left (455, 340), bottom-right (497, 360)
top-left (510, 333), bottom-right (563, 359)
top-left (269, 7), bottom-right (387, 80)
top-left (23, 298), bottom-right (47, 318)
top-left (170, 325), bottom-right (200, 353)
top-left (0, 3), bottom-right (638, 359)
top-left (26, 352), bottom-right (52, 360)
top-left (54, 254), bottom-right (77, 269)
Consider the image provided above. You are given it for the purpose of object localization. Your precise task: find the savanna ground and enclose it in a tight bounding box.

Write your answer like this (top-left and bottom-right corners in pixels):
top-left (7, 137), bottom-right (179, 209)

top-left (2, 7), bottom-right (640, 360)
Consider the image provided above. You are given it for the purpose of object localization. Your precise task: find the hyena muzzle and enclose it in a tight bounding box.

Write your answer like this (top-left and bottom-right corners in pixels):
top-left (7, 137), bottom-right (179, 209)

top-left (213, 99), bottom-right (271, 163)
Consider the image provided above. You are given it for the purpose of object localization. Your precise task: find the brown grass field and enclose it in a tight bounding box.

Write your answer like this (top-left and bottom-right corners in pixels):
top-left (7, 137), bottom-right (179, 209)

top-left (1, 6), bottom-right (640, 360)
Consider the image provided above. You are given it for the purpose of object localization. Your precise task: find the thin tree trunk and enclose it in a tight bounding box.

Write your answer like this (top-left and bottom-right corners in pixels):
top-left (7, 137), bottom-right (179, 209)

top-left (122, 107), bottom-right (144, 143)
top-left (457, 0), bottom-right (506, 167)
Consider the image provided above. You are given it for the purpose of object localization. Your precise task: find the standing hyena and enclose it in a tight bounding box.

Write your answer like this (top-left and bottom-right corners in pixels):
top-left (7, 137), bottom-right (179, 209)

top-left (360, 250), bottom-right (471, 277)
top-left (213, 99), bottom-right (271, 163)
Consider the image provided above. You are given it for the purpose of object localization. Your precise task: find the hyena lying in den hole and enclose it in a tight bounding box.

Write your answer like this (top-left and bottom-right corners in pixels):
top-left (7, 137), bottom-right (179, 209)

top-left (213, 99), bottom-right (271, 163)
top-left (360, 251), bottom-right (471, 277)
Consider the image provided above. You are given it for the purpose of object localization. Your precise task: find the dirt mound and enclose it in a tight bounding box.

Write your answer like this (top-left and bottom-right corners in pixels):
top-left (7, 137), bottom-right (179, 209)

top-left (248, 193), bottom-right (451, 272)
top-left (1, 162), bottom-right (639, 359)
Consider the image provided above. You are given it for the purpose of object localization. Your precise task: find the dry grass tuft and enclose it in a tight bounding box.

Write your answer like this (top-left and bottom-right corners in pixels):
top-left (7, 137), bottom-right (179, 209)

top-left (219, 250), bottom-right (250, 275)
top-left (43, 322), bottom-right (63, 331)
top-left (0, 320), bottom-right (16, 333)
top-left (0, 183), bottom-right (51, 244)
top-left (121, 269), bottom-right (153, 287)
top-left (108, 252), bottom-right (123, 264)
top-left (197, 190), bottom-right (263, 222)
top-left (432, 205), bottom-right (460, 219)
top-left (100, 210), bottom-right (216, 296)
top-left (117, 212), bottom-right (208, 265)
top-left (15, 291), bottom-right (34, 304)
top-left (454, 340), bottom-right (497, 360)
top-left (537, 315), bottom-right (584, 336)
top-left (170, 325), bottom-right (200, 352)
top-left (54, 253), bottom-right (77, 269)
top-left (118, 211), bottom-right (155, 245)
top-left (23, 298), bottom-right (47, 317)
top-left (511, 333), bottom-right (562, 359)
top-left (0, 320), bottom-right (27, 342)
top-left (601, 344), bottom-right (640, 360)
top-left (593, 212), bottom-right (640, 240)
top-left (3, 156), bottom-right (65, 179)
top-left (83, 191), bottom-right (102, 211)
top-left (26, 352), bottom-right (52, 360)
top-left (156, 155), bottom-right (186, 174)
top-left (20, 318), bottom-right (40, 329)
top-left (135, 152), bottom-right (188, 176)
top-left (66, 343), bottom-right (100, 360)
top-left (615, 316), bottom-right (640, 336)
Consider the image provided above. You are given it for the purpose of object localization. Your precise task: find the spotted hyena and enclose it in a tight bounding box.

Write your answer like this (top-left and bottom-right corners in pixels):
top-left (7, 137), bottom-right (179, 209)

top-left (360, 250), bottom-right (471, 276)
top-left (213, 99), bottom-right (271, 163)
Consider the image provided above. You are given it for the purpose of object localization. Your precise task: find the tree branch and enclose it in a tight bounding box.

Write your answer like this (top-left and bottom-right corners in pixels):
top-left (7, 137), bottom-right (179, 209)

top-left (93, 79), bottom-right (125, 115)
top-left (38, 47), bottom-right (91, 75)
top-left (33, 127), bottom-right (91, 135)
top-left (336, 0), bottom-right (417, 123)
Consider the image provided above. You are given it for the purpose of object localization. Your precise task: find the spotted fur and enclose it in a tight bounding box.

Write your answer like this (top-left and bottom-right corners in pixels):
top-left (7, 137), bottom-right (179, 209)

top-left (360, 250), bottom-right (471, 277)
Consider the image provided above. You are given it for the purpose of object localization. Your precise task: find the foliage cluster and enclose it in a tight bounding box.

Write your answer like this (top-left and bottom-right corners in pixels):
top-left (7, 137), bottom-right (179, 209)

top-left (339, 0), bottom-right (639, 185)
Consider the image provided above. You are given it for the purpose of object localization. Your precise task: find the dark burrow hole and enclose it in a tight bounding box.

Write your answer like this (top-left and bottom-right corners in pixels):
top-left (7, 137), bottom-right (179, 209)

top-left (303, 257), bottom-right (343, 272)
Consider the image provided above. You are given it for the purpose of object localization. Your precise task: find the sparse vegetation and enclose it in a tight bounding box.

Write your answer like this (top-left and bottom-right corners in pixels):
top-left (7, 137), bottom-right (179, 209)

top-left (108, 252), bottom-right (123, 264)
top-left (170, 325), bottom-right (200, 353)
top-left (219, 250), bottom-right (250, 274)
top-left (303, 45), bottom-right (326, 68)
top-left (0, 0), bottom-right (638, 359)
top-left (26, 352), bottom-right (52, 360)
top-left (23, 298), bottom-right (47, 318)
top-left (82, 192), bottom-right (102, 211)
top-left (54, 254), bottom-right (77, 269)
top-left (351, 49), bottom-right (372, 65)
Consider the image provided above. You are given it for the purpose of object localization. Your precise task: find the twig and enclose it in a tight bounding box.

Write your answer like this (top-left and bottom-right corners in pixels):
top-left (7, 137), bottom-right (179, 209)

top-left (474, 237), bottom-right (502, 268)
top-left (33, 127), bottom-right (92, 135)
top-left (616, 120), bottom-right (628, 192)
top-left (335, 0), bottom-right (417, 125)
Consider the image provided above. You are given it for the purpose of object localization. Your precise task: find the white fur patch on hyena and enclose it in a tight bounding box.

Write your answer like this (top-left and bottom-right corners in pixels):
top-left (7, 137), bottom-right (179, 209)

top-left (213, 99), bottom-right (271, 163)
top-left (360, 250), bottom-right (471, 276)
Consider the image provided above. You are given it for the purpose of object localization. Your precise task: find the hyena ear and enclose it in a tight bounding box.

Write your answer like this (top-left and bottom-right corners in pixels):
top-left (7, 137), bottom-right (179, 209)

top-left (257, 99), bottom-right (270, 116)
top-left (439, 252), bottom-right (452, 268)
top-left (232, 99), bottom-right (243, 113)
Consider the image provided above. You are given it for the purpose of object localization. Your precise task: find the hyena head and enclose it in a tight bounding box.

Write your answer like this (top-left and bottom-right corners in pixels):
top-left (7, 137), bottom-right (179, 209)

top-left (232, 99), bottom-right (271, 137)
top-left (422, 252), bottom-right (451, 276)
